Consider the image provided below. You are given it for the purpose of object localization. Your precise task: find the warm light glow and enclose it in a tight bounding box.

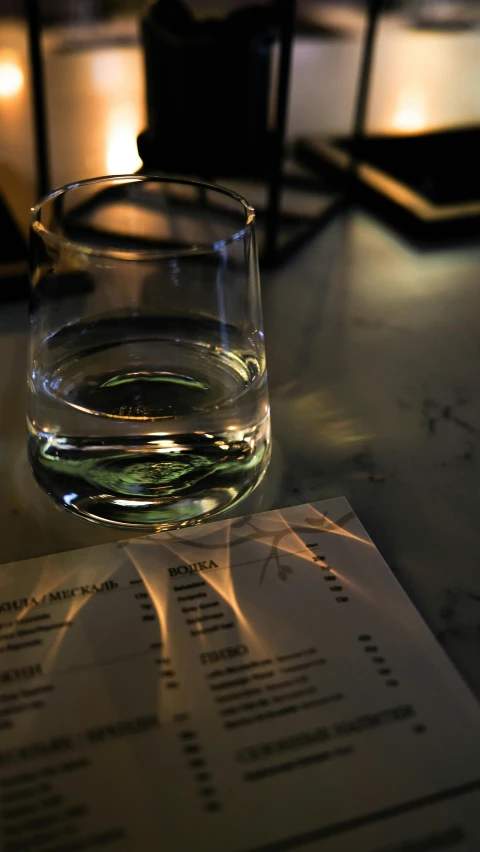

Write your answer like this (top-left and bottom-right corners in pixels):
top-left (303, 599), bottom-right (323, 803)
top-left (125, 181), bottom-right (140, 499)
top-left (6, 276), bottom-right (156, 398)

top-left (392, 91), bottom-right (426, 133)
top-left (91, 52), bottom-right (130, 94)
top-left (393, 106), bottom-right (425, 132)
top-left (0, 60), bottom-right (23, 98)
top-left (106, 110), bottom-right (142, 174)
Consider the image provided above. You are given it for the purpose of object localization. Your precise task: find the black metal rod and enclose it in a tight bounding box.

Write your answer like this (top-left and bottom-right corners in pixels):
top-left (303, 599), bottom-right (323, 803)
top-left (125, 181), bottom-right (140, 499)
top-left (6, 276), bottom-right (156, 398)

top-left (264, 0), bottom-right (296, 264)
top-left (351, 0), bottom-right (382, 170)
top-left (26, 0), bottom-right (50, 199)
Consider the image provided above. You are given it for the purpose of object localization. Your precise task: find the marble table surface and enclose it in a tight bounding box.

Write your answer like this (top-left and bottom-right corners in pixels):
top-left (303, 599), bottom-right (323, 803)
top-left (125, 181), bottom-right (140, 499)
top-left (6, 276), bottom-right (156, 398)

top-left (1, 208), bottom-right (480, 697)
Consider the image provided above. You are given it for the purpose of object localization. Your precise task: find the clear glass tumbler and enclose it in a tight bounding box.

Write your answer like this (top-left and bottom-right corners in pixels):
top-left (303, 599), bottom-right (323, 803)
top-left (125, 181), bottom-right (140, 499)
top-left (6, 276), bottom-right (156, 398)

top-left (28, 175), bottom-right (271, 530)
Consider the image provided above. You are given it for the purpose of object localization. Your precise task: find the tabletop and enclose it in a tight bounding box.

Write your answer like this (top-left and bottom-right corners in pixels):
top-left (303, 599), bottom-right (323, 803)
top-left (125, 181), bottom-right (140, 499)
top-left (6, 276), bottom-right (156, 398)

top-left (0, 6), bottom-right (479, 697)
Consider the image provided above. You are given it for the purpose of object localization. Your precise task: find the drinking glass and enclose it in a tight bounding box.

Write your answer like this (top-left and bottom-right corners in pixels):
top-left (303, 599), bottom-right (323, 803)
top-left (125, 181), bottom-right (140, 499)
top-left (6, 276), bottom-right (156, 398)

top-left (28, 175), bottom-right (271, 530)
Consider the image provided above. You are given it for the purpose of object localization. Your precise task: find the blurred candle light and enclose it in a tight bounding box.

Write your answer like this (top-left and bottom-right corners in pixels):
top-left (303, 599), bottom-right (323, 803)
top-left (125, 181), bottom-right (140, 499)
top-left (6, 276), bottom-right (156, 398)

top-left (0, 57), bottom-right (24, 98)
top-left (106, 109), bottom-right (142, 174)
top-left (392, 89), bottom-right (427, 133)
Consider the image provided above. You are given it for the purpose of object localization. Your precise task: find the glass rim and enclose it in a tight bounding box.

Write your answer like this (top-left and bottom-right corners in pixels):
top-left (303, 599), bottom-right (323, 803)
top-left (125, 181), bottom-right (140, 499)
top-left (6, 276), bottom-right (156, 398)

top-left (31, 174), bottom-right (256, 261)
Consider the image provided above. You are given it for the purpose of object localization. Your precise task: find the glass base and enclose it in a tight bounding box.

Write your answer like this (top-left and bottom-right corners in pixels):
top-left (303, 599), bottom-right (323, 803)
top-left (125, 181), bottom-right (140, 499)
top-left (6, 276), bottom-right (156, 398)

top-left (28, 441), bottom-right (271, 532)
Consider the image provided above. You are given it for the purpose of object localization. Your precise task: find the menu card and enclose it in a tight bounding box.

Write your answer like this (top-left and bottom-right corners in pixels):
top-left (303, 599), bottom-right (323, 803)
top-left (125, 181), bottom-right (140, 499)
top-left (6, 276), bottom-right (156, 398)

top-left (0, 497), bottom-right (479, 852)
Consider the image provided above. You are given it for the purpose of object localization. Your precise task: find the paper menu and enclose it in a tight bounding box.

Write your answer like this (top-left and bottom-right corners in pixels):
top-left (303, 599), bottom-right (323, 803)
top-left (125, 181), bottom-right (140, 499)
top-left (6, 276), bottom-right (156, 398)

top-left (0, 498), bottom-right (479, 852)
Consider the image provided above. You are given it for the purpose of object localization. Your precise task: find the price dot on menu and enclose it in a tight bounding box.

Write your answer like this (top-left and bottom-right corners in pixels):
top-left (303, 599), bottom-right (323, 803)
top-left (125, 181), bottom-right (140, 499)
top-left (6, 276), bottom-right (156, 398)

top-left (358, 635), bottom-right (371, 642)
top-left (195, 773), bottom-right (211, 783)
top-left (199, 787), bottom-right (217, 798)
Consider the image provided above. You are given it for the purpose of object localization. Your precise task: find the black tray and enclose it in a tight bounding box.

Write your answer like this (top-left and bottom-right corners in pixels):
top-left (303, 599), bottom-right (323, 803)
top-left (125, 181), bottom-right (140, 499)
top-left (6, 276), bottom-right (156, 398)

top-left (295, 127), bottom-right (480, 242)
